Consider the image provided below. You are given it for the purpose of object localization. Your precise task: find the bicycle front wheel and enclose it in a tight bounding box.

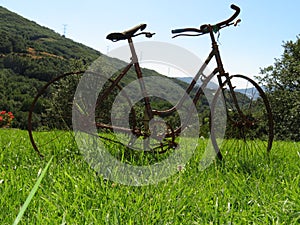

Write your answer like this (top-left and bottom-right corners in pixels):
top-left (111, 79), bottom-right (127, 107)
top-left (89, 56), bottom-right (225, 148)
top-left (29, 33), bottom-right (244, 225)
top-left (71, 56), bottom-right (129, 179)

top-left (210, 74), bottom-right (274, 160)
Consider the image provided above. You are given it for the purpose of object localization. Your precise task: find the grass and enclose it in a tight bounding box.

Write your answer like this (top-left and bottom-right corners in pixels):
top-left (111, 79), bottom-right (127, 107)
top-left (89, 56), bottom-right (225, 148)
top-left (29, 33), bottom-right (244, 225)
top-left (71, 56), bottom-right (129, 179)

top-left (1, 129), bottom-right (300, 224)
top-left (13, 156), bottom-right (53, 225)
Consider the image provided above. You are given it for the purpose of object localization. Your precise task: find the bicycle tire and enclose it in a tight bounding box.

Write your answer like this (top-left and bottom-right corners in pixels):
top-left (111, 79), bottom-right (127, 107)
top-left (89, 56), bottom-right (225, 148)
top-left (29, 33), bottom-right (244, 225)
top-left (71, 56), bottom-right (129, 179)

top-left (27, 71), bottom-right (135, 157)
top-left (210, 74), bottom-right (274, 160)
top-left (28, 71), bottom-right (86, 157)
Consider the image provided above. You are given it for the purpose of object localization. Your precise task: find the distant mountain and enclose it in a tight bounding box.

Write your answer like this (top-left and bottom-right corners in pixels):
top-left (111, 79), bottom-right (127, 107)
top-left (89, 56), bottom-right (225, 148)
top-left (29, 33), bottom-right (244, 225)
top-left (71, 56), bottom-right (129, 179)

top-left (177, 76), bottom-right (263, 102)
top-left (177, 77), bottom-right (219, 90)
top-left (235, 87), bottom-right (260, 100)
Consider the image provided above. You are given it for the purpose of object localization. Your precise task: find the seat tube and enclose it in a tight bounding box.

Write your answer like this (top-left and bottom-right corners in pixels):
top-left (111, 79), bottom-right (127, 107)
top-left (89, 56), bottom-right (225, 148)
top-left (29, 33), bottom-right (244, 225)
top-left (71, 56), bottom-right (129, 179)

top-left (127, 38), bottom-right (153, 125)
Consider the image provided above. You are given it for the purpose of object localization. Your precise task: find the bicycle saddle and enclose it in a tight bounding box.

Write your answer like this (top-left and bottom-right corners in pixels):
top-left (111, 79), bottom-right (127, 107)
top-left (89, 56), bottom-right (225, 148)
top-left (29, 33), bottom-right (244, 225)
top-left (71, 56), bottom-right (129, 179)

top-left (106, 24), bottom-right (147, 42)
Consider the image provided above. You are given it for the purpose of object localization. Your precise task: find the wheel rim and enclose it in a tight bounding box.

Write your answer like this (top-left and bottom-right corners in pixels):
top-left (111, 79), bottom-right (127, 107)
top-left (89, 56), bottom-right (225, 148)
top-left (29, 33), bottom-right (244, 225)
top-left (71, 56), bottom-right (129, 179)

top-left (210, 74), bottom-right (274, 160)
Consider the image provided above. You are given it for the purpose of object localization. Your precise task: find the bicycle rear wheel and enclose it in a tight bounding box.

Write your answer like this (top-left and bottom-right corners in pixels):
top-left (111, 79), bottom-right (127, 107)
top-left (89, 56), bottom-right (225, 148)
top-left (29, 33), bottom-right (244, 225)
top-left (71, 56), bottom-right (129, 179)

top-left (210, 74), bottom-right (274, 160)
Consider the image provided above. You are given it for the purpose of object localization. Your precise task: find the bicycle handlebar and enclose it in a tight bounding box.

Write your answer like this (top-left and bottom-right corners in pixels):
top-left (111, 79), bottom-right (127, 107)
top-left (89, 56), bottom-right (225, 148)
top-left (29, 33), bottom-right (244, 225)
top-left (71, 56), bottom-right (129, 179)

top-left (172, 28), bottom-right (201, 34)
top-left (171, 4), bottom-right (240, 35)
top-left (217, 4), bottom-right (240, 27)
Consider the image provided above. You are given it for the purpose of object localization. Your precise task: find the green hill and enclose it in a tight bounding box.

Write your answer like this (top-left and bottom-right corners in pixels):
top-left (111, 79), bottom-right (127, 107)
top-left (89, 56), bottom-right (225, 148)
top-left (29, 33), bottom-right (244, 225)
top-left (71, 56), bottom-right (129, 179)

top-left (0, 6), bottom-right (101, 80)
top-left (0, 6), bottom-right (195, 130)
top-left (0, 6), bottom-right (104, 128)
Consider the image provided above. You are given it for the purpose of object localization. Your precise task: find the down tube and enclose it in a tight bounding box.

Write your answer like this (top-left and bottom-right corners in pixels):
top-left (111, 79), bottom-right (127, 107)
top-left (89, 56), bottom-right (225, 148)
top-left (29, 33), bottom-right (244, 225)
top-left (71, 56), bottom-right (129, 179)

top-left (174, 68), bottom-right (219, 134)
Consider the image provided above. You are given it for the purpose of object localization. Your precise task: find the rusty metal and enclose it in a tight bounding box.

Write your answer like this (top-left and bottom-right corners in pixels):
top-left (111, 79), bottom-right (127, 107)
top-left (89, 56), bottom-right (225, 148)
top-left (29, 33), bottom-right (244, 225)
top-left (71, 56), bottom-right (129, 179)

top-left (28, 4), bottom-right (274, 159)
top-left (28, 71), bottom-right (85, 158)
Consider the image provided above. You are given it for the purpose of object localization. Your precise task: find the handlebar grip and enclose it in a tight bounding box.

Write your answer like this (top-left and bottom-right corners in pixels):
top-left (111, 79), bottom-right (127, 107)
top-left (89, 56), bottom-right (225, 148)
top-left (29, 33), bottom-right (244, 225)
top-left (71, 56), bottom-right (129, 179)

top-left (231, 4), bottom-right (240, 13)
top-left (171, 28), bottom-right (201, 34)
top-left (171, 28), bottom-right (188, 34)
top-left (215, 4), bottom-right (240, 27)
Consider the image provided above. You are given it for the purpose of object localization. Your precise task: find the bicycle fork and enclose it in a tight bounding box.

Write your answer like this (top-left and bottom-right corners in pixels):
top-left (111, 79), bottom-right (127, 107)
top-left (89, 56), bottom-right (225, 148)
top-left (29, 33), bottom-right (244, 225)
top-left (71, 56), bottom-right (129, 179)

top-left (218, 73), bottom-right (245, 117)
top-left (210, 27), bottom-right (244, 120)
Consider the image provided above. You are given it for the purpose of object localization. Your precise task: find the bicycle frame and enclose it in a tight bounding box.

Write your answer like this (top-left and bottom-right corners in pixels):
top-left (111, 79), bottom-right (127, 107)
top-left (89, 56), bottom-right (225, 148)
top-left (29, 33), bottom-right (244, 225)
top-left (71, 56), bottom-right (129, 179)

top-left (98, 27), bottom-right (241, 133)
top-left (28, 5), bottom-right (274, 159)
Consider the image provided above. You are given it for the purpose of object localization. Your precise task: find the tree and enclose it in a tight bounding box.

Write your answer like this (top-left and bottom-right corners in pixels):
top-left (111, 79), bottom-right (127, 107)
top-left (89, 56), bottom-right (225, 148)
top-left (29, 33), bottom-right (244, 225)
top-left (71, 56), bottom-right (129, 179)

top-left (39, 59), bottom-right (87, 130)
top-left (259, 35), bottom-right (300, 141)
top-left (0, 32), bottom-right (13, 53)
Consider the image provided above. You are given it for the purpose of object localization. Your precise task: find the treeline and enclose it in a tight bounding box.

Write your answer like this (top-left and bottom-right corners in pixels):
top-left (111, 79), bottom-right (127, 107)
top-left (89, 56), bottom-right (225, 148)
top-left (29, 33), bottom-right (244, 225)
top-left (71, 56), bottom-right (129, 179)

top-left (0, 69), bottom-right (44, 129)
top-left (259, 35), bottom-right (300, 141)
top-left (2, 54), bottom-right (67, 81)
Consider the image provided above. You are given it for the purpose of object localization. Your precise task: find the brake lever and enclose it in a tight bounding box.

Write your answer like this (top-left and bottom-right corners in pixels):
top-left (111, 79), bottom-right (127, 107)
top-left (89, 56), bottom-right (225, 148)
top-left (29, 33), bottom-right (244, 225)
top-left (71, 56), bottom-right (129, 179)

top-left (133, 32), bottom-right (155, 38)
top-left (234, 19), bottom-right (241, 26)
top-left (146, 32), bottom-right (155, 38)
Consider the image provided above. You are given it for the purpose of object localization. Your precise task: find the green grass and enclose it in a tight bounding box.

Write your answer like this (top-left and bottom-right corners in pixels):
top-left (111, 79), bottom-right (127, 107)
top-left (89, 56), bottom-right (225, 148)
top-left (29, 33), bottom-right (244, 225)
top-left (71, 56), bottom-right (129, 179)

top-left (1, 129), bottom-right (300, 224)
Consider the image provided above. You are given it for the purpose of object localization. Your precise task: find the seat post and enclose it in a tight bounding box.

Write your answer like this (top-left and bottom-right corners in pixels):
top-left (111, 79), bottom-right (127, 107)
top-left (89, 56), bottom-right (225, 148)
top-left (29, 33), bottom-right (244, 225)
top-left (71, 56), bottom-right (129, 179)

top-left (128, 37), bottom-right (143, 79)
top-left (128, 38), bottom-right (138, 64)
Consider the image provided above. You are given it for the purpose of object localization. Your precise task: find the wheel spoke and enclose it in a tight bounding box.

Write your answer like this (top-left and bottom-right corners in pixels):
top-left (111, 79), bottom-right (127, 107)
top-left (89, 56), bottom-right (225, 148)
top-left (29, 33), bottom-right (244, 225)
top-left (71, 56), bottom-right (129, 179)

top-left (210, 74), bottom-right (274, 160)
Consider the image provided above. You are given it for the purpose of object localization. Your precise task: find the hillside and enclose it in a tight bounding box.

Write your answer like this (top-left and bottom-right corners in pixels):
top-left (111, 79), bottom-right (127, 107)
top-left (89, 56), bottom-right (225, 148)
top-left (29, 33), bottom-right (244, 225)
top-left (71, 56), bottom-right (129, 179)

top-left (0, 6), bottom-right (104, 128)
top-left (177, 77), bottom-right (219, 90)
top-left (0, 6), bottom-right (100, 58)
top-left (0, 6), bottom-right (195, 129)
top-left (0, 6), bottom-right (101, 80)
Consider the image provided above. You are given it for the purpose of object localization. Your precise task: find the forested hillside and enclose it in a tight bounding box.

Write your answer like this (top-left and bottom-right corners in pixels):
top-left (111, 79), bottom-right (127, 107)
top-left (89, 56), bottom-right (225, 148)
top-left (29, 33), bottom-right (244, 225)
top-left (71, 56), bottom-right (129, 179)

top-left (0, 6), bottom-right (104, 128)
top-left (0, 6), bottom-right (196, 130)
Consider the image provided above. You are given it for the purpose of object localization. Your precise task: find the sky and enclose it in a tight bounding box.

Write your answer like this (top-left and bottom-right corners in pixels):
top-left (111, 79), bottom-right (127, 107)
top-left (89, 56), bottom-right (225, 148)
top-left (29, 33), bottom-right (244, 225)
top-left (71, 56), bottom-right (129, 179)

top-left (1, 0), bottom-right (300, 81)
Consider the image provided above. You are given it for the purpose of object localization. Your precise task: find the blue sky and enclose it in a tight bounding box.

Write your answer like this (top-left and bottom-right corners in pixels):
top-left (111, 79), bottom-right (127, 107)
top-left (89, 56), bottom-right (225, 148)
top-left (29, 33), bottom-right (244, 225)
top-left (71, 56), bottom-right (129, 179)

top-left (1, 0), bottom-right (300, 80)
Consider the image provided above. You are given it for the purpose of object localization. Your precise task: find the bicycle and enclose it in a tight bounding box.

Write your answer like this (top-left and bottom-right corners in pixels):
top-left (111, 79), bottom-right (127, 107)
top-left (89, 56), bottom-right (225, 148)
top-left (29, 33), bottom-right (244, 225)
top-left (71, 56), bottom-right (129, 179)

top-left (28, 4), bottom-right (273, 161)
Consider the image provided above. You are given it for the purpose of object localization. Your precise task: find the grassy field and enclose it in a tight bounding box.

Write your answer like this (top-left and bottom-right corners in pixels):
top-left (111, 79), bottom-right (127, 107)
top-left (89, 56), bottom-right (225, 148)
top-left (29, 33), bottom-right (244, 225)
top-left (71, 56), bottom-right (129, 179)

top-left (1, 129), bottom-right (300, 224)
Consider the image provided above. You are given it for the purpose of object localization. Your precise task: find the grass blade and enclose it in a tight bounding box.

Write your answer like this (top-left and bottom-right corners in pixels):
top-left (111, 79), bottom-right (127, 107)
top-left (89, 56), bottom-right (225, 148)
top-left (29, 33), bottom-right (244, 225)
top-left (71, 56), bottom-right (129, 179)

top-left (13, 156), bottom-right (53, 225)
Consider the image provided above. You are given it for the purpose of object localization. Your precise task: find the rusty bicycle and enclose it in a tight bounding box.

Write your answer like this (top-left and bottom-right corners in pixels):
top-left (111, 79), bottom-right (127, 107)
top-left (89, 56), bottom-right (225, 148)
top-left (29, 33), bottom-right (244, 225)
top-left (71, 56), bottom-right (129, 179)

top-left (28, 4), bottom-right (273, 160)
